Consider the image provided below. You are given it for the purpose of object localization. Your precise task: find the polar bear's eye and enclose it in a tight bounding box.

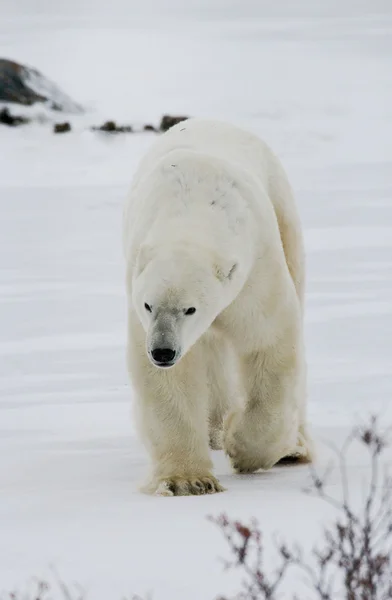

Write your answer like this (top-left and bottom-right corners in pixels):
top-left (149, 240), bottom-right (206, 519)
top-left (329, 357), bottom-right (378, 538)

top-left (144, 303), bottom-right (152, 313)
top-left (184, 307), bottom-right (196, 316)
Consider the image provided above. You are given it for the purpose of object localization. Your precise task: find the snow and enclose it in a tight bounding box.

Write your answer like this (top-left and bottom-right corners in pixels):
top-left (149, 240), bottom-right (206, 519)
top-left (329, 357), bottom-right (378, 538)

top-left (0, 1), bottom-right (392, 598)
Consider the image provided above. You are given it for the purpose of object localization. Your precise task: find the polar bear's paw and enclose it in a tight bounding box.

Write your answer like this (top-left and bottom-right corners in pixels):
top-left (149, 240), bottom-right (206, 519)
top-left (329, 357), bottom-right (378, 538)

top-left (227, 450), bottom-right (269, 474)
top-left (224, 409), bottom-right (293, 474)
top-left (224, 410), bottom-right (269, 473)
top-left (225, 439), bottom-right (275, 474)
top-left (278, 429), bottom-right (314, 465)
top-left (142, 474), bottom-right (226, 496)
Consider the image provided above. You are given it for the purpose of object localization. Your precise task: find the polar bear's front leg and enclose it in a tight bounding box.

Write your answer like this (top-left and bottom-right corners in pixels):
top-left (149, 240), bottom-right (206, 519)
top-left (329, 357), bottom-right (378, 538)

top-left (224, 350), bottom-right (312, 473)
top-left (127, 313), bottom-right (225, 496)
top-left (206, 331), bottom-right (242, 451)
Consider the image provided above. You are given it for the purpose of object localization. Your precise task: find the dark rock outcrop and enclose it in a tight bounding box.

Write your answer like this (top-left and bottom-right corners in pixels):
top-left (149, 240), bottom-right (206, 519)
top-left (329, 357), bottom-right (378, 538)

top-left (0, 107), bottom-right (29, 126)
top-left (0, 58), bottom-right (83, 113)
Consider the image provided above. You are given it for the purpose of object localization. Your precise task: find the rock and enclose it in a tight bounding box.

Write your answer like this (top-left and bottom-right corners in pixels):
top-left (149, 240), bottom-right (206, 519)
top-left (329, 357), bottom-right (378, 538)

top-left (159, 114), bottom-right (189, 132)
top-left (54, 122), bottom-right (71, 133)
top-left (0, 107), bottom-right (29, 126)
top-left (143, 124), bottom-right (157, 132)
top-left (0, 58), bottom-right (83, 113)
top-left (91, 120), bottom-right (133, 133)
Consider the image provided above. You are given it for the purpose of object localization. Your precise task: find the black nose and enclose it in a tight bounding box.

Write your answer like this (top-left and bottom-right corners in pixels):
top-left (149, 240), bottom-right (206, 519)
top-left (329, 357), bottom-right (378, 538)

top-left (151, 348), bottom-right (176, 365)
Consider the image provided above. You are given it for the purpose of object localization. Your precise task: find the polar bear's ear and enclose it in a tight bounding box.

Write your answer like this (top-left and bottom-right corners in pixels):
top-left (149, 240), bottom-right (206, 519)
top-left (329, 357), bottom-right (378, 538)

top-left (214, 260), bottom-right (238, 283)
top-left (135, 244), bottom-right (153, 276)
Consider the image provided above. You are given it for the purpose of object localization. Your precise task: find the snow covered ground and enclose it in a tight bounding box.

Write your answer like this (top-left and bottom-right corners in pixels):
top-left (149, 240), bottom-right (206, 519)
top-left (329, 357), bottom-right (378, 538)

top-left (0, 1), bottom-right (392, 598)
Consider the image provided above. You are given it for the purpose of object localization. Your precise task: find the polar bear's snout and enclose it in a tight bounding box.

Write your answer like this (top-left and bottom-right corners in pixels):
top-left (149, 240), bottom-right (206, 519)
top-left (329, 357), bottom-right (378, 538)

top-left (147, 313), bottom-right (181, 368)
top-left (150, 347), bottom-right (176, 367)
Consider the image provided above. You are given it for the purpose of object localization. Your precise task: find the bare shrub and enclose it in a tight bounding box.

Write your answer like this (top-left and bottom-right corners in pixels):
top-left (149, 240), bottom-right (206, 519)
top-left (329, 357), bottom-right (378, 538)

top-left (208, 513), bottom-right (290, 600)
top-left (210, 416), bottom-right (392, 600)
top-left (1, 574), bottom-right (83, 600)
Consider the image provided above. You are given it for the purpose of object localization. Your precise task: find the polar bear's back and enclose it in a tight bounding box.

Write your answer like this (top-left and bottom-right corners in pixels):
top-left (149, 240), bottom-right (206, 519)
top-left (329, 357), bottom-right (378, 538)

top-left (134, 118), bottom-right (275, 187)
top-left (127, 118), bottom-right (305, 310)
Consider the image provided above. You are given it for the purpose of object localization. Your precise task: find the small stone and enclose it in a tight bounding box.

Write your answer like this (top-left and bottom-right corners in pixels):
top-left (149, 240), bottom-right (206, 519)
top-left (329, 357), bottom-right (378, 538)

top-left (91, 120), bottom-right (133, 133)
top-left (100, 120), bottom-right (116, 132)
top-left (53, 122), bottom-right (71, 133)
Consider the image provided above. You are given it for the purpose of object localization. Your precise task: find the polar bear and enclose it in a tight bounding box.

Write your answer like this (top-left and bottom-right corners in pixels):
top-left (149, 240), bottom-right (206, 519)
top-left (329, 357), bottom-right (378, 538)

top-left (123, 118), bottom-right (313, 496)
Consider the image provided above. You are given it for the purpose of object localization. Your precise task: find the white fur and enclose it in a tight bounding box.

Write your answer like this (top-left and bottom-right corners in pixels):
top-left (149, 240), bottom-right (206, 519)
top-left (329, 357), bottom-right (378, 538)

top-left (123, 118), bottom-right (314, 496)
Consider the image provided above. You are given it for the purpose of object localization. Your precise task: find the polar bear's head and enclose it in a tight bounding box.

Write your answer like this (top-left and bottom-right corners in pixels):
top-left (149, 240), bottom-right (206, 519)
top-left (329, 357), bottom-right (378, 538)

top-left (132, 244), bottom-right (237, 368)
